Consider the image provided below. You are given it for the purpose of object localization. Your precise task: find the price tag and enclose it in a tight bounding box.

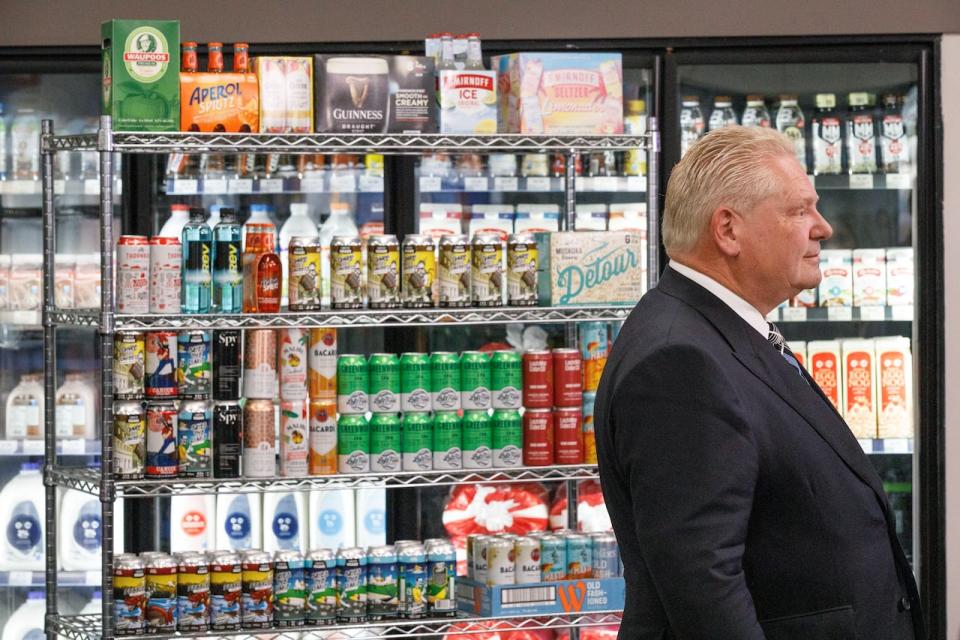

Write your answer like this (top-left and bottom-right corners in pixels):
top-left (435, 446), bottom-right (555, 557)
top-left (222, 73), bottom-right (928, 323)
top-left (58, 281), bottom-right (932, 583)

top-left (0, 440), bottom-right (17, 455)
top-left (858, 439), bottom-right (876, 454)
top-left (300, 177), bottom-right (325, 193)
top-left (8, 181), bottom-right (36, 195)
top-left (330, 173), bottom-right (357, 193)
top-left (85, 571), bottom-right (101, 586)
top-left (54, 179), bottom-right (66, 194)
top-left (228, 179), bottom-right (253, 194)
top-left (463, 176), bottom-right (488, 191)
top-left (885, 173), bottom-right (912, 190)
top-left (891, 305), bottom-right (914, 321)
top-left (358, 175), bottom-right (384, 192)
top-left (61, 439), bottom-right (86, 455)
top-left (859, 306), bottom-right (886, 321)
top-left (592, 176), bottom-right (619, 192)
top-left (782, 307), bottom-right (807, 322)
top-left (170, 179), bottom-right (198, 195)
top-left (23, 440), bottom-right (44, 455)
top-left (259, 178), bottom-right (284, 194)
top-left (526, 177), bottom-right (551, 192)
top-left (202, 178), bottom-right (227, 194)
top-left (849, 174), bottom-right (874, 190)
top-left (493, 177), bottom-right (518, 192)
top-left (883, 438), bottom-right (912, 454)
top-left (575, 177), bottom-right (591, 191)
top-left (8, 571), bottom-right (32, 586)
top-left (827, 306), bottom-right (853, 321)
top-left (419, 176), bottom-right (442, 192)
top-left (626, 176), bottom-right (646, 192)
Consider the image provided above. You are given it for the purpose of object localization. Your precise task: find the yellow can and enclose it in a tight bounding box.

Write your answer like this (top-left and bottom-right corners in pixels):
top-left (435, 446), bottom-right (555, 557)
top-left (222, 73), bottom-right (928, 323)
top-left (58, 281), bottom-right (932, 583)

top-left (401, 234), bottom-right (437, 308)
top-left (471, 233), bottom-right (504, 307)
top-left (366, 234), bottom-right (401, 309)
top-left (330, 235), bottom-right (364, 309)
top-left (507, 233), bottom-right (538, 306)
top-left (438, 234), bottom-right (471, 308)
top-left (289, 237), bottom-right (322, 311)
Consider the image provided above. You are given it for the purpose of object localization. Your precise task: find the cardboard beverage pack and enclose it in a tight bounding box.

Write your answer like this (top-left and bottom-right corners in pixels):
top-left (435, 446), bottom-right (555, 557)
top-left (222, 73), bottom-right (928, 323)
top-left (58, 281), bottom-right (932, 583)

top-left (885, 247), bottom-right (915, 306)
top-left (807, 340), bottom-right (843, 412)
top-left (819, 249), bottom-right (853, 307)
top-left (842, 339), bottom-right (878, 439)
top-left (853, 248), bottom-right (887, 307)
top-left (875, 337), bottom-right (913, 439)
top-left (180, 72), bottom-right (259, 132)
top-left (438, 70), bottom-right (498, 134)
top-left (255, 57), bottom-right (314, 133)
top-left (536, 231), bottom-right (643, 306)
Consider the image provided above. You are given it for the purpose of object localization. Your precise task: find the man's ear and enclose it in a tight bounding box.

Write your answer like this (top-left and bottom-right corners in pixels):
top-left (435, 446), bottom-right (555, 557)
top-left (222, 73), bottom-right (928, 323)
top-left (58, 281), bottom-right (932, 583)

top-left (710, 206), bottom-right (740, 257)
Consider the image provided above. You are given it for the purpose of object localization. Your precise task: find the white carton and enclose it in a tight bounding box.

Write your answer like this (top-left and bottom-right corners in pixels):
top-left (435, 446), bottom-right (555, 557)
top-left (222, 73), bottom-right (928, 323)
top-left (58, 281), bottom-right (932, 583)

top-left (818, 249), bottom-right (853, 307)
top-left (791, 340), bottom-right (808, 371)
top-left (842, 339), bottom-right (878, 439)
top-left (515, 204), bottom-right (561, 233)
top-left (575, 204), bottom-right (608, 231)
top-left (807, 340), bottom-right (843, 412)
top-left (875, 336), bottom-right (914, 439)
top-left (355, 485), bottom-right (387, 548)
top-left (852, 248), bottom-right (887, 307)
top-left (885, 247), bottom-right (914, 306)
top-left (419, 203), bottom-right (464, 241)
top-left (468, 205), bottom-right (515, 241)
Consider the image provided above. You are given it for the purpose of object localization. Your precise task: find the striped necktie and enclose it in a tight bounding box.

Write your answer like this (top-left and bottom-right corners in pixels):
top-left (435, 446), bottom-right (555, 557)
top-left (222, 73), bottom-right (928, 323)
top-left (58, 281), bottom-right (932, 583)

top-left (767, 321), bottom-right (805, 379)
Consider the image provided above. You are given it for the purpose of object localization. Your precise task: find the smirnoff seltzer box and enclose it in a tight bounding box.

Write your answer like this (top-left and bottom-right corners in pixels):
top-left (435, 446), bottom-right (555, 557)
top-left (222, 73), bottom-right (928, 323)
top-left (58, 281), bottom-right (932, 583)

top-left (101, 20), bottom-right (180, 131)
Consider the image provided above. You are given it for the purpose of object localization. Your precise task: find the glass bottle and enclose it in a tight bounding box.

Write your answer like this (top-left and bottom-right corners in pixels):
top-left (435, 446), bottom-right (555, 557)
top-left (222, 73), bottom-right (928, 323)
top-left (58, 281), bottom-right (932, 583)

top-left (465, 33), bottom-right (484, 70)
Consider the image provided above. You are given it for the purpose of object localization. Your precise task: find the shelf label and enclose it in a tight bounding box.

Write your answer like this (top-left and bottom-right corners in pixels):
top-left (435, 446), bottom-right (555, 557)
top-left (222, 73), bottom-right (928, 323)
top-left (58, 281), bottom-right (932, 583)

top-left (526, 177), bottom-right (551, 192)
top-left (419, 176), bottom-right (442, 192)
top-left (859, 306), bottom-right (886, 321)
top-left (827, 306), bottom-right (853, 321)
top-left (625, 176), bottom-right (647, 192)
top-left (0, 440), bottom-right (17, 455)
top-left (858, 439), bottom-right (875, 454)
top-left (300, 177), bottom-right (325, 193)
top-left (891, 305), bottom-right (914, 321)
top-left (228, 179), bottom-right (253, 194)
top-left (8, 571), bottom-right (32, 586)
top-left (782, 307), bottom-right (807, 322)
top-left (885, 173), bottom-right (912, 190)
top-left (170, 179), bottom-right (198, 195)
top-left (575, 177), bottom-right (591, 191)
top-left (8, 181), bottom-right (38, 195)
top-left (883, 438), bottom-right (912, 454)
top-left (61, 439), bottom-right (86, 455)
top-left (84, 179), bottom-right (101, 196)
top-left (259, 178), bottom-right (284, 194)
top-left (330, 173), bottom-right (357, 192)
top-left (592, 176), bottom-right (619, 192)
top-left (358, 175), bottom-right (384, 192)
top-left (849, 174), bottom-right (874, 190)
top-left (493, 177), bottom-right (518, 192)
top-left (464, 176), bottom-right (488, 191)
top-left (202, 178), bottom-right (227, 194)
top-left (23, 440), bottom-right (44, 455)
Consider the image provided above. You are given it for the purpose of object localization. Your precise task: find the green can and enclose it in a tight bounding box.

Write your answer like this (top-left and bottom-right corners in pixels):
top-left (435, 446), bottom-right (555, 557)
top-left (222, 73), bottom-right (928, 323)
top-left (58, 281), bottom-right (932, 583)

top-left (491, 351), bottom-right (523, 410)
top-left (492, 409), bottom-right (523, 468)
top-left (430, 352), bottom-right (461, 412)
top-left (400, 353), bottom-right (432, 413)
top-left (432, 411), bottom-right (462, 470)
top-left (462, 410), bottom-right (492, 469)
top-left (337, 414), bottom-right (370, 474)
top-left (368, 354), bottom-right (400, 414)
top-left (337, 355), bottom-right (369, 415)
top-left (460, 351), bottom-right (492, 411)
top-left (402, 413), bottom-right (433, 471)
top-left (370, 413), bottom-right (402, 472)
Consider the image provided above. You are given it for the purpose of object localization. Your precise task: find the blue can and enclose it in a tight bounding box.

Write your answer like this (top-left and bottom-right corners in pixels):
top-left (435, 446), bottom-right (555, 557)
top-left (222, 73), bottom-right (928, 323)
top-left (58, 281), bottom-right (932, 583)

top-left (583, 392), bottom-right (597, 464)
top-left (274, 550), bottom-right (307, 627)
top-left (611, 320), bottom-right (623, 344)
top-left (306, 549), bottom-right (337, 625)
top-left (426, 542), bottom-right (457, 616)
top-left (398, 544), bottom-right (427, 619)
top-left (539, 534), bottom-right (567, 582)
top-left (367, 545), bottom-right (399, 620)
top-left (590, 533), bottom-right (620, 578)
top-left (177, 330), bottom-right (212, 399)
top-left (566, 533), bottom-right (593, 579)
top-left (336, 547), bottom-right (368, 623)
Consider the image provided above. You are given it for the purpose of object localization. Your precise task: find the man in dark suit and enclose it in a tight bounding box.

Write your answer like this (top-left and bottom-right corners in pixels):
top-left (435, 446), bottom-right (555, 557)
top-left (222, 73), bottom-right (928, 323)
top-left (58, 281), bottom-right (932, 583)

top-left (595, 126), bottom-right (923, 639)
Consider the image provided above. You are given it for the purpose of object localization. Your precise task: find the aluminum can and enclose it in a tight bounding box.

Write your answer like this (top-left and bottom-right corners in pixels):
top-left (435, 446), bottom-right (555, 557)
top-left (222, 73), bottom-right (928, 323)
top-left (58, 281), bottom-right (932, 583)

top-left (114, 333), bottom-right (145, 399)
top-left (471, 535), bottom-right (491, 584)
top-left (367, 545), bottom-right (399, 620)
top-left (554, 406), bottom-right (584, 465)
top-left (486, 538), bottom-right (515, 586)
top-left (401, 234), bottom-right (436, 308)
top-left (177, 552), bottom-right (211, 632)
top-left (514, 536), bottom-right (542, 584)
top-left (210, 550), bottom-right (242, 631)
top-left (309, 400), bottom-right (338, 475)
top-left (144, 553), bottom-right (178, 633)
top-left (398, 544), bottom-right (427, 619)
top-left (491, 350), bottom-right (522, 409)
top-left (149, 236), bottom-right (182, 313)
top-left (507, 233), bottom-right (538, 306)
top-left (306, 549), bottom-right (337, 625)
top-left (432, 411), bottom-right (462, 470)
top-left (402, 412), bottom-right (433, 471)
top-left (336, 547), bottom-right (368, 623)
top-left (366, 234), bottom-right (401, 308)
top-left (400, 352), bottom-right (431, 412)
top-left (177, 330), bottom-right (212, 399)
top-left (288, 236), bottom-right (322, 311)
top-left (144, 331), bottom-right (178, 398)
top-left (492, 409), bottom-right (523, 468)
top-left (579, 322), bottom-right (609, 392)
top-left (337, 354), bottom-right (369, 415)
top-left (145, 401), bottom-right (178, 478)
top-left (241, 550), bottom-right (274, 629)
top-left (566, 533), bottom-right (593, 579)
top-left (553, 348), bottom-right (583, 407)
top-left (522, 350), bottom-right (553, 409)
top-left (212, 329), bottom-right (242, 400)
top-left (114, 554), bottom-right (147, 635)
top-left (430, 351), bottom-right (461, 411)
top-left (177, 399), bottom-right (212, 478)
top-left (330, 234), bottom-right (364, 309)
top-left (243, 399), bottom-right (276, 478)
top-left (583, 391), bottom-right (597, 464)
top-left (590, 533), bottom-right (620, 578)
top-left (462, 409), bottom-right (492, 469)
top-left (213, 400), bottom-right (242, 478)
top-left (279, 399), bottom-right (309, 477)
top-left (274, 550), bottom-right (307, 627)
top-left (540, 534), bottom-right (567, 581)
top-left (338, 414), bottom-right (370, 473)
top-left (460, 350), bottom-right (491, 410)
top-left (427, 542), bottom-right (457, 616)
top-left (118, 234), bottom-right (150, 314)
top-left (523, 408), bottom-right (554, 467)
top-left (114, 400), bottom-right (145, 479)
top-left (368, 353), bottom-right (400, 413)
top-left (471, 232), bottom-right (504, 307)
top-left (308, 327), bottom-right (338, 400)
top-left (278, 328), bottom-right (309, 401)
top-left (438, 234), bottom-right (471, 307)
top-left (243, 329), bottom-right (277, 399)
top-left (370, 412), bottom-right (402, 472)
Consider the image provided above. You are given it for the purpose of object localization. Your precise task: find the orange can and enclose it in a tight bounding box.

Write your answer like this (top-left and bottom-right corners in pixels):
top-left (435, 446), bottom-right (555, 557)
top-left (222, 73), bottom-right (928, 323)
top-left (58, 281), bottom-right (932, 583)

top-left (308, 328), bottom-right (337, 400)
top-left (309, 400), bottom-right (338, 475)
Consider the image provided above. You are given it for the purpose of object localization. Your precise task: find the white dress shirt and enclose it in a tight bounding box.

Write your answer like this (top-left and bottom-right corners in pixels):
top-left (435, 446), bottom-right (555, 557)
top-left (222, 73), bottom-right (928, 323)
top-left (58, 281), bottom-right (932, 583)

top-left (668, 260), bottom-right (769, 338)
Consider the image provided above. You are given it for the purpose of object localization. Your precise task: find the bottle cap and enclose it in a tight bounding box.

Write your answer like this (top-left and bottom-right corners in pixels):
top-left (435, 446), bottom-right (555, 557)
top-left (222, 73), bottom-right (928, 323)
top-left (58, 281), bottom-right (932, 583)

top-left (189, 207), bottom-right (206, 221)
top-left (815, 93), bottom-right (836, 109)
top-left (219, 208), bottom-right (237, 223)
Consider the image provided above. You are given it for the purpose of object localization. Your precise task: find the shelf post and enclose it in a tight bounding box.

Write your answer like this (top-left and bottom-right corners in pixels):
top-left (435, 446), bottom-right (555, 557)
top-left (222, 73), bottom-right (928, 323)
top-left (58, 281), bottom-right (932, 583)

top-left (563, 149), bottom-right (579, 231)
top-left (647, 117), bottom-right (661, 289)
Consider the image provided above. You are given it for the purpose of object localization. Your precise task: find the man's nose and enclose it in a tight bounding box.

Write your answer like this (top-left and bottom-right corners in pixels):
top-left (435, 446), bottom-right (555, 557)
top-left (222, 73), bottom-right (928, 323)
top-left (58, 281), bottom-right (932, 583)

top-left (813, 209), bottom-right (833, 241)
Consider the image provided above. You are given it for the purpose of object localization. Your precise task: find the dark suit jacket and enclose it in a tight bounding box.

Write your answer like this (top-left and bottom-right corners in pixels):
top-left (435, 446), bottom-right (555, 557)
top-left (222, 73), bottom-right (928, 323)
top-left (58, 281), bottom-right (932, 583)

top-left (595, 266), bottom-right (923, 639)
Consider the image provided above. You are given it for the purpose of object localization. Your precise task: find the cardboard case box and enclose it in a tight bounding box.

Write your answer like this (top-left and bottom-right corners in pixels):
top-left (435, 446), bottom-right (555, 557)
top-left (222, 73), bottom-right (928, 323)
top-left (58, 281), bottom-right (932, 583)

top-left (180, 72), bottom-right (259, 132)
top-left (457, 577), bottom-right (625, 617)
top-left (536, 232), bottom-right (643, 306)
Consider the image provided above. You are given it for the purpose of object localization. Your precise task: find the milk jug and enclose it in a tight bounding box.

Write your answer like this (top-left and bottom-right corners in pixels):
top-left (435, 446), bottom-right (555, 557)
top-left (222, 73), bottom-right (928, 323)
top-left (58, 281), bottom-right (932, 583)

top-left (263, 491), bottom-right (308, 553)
top-left (1, 591), bottom-right (45, 640)
top-left (59, 488), bottom-right (101, 570)
top-left (215, 491), bottom-right (262, 551)
top-left (170, 495), bottom-right (216, 552)
top-left (308, 488), bottom-right (355, 550)
top-left (0, 463), bottom-right (45, 569)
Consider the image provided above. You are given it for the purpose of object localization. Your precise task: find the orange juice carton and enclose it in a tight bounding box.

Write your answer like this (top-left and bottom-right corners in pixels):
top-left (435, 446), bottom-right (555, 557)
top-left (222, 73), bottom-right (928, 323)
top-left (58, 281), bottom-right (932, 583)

top-left (439, 70), bottom-right (498, 134)
top-left (807, 340), bottom-right (843, 412)
top-left (254, 56), bottom-right (314, 133)
top-left (885, 247), bottom-right (915, 306)
top-left (180, 72), bottom-right (259, 132)
top-left (842, 339), bottom-right (878, 439)
top-left (875, 336), bottom-right (913, 439)
top-left (818, 249), bottom-right (853, 307)
top-left (853, 248), bottom-right (887, 307)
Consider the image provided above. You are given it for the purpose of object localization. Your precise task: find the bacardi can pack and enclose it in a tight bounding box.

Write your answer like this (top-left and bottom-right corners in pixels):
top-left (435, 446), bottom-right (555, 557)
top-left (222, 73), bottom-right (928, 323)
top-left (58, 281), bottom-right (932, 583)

top-left (308, 327), bottom-right (337, 400)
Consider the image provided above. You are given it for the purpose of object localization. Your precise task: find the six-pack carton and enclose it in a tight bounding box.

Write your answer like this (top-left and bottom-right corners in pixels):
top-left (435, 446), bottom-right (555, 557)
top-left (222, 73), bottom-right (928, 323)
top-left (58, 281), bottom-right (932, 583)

top-left (180, 71), bottom-right (259, 132)
top-left (439, 70), bottom-right (498, 134)
top-left (536, 231), bottom-right (643, 306)
top-left (255, 56), bottom-right (314, 133)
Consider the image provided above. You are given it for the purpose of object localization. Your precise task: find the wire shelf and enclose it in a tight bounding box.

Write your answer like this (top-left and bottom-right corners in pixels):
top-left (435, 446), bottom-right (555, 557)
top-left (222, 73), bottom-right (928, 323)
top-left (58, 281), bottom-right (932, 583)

top-left (47, 309), bottom-right (101, 328)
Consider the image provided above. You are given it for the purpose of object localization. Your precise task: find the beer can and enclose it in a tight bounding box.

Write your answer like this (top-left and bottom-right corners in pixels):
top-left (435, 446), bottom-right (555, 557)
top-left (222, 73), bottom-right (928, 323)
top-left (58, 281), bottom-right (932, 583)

top-left (117, 235), bottom-right (150, 314)
top-left (398, 544), bottom-right (427, 619)
top-left (460, 351), bottom-right (491, 410)
top-left (368, 353), bottom-right (400, 413)
top-left (491, 350), bottom-right (522, 409)
top-left (553, 348), bottom-right (583, 408)
top-left (177, 399), bottom-right (212, 478)
top-left (427, 542), bottom-right (457, 616)
top-left (590, 533), bottom-right (620, 578)
top-left (114, 333), bottom-right (145, 399)
top-left (213, 400), bottom-right (242, 478)
top-left (177, 331), bottom-right (212, 399)
top-left (274, 550), bottom-right (307, 627)
top-left (210, 550), bottom-right (242, 631)
top-left (583, 392), bottom-right (597, 464)
top-left (145, 401), bottom-right (178, 478)
top-left (212, 329), bottom-right (242, 400)
top-left (241, 550), bottom-right (274, 629)
top-left (177, 552), bottom-right (211, 632)
top-left (243, 329), bottom-right (277, 399)
top-left (465, 534), bottom-right (480, 580)
top-left (514, 536), bottom-right (541, 584)
top-left (114, 400), bottom-right (145, 479)
top-left (540, 534), bottom-right (567, 581)
top-left (507, 233), bottom-right (538, 306)
top-left (243, 399), bottom-right (276, 478)
top-left (144, 554), bottom-right (177, 633)
top-left (114, 554), bottom-right (146, 635)
top-left (430, 351), bottom-right (461, 411)
top-left (370, 412), bottom-right (402, 472)
top-left (438, 234), bottom-right (471, 307)
top-left (566, 533), bottom-right (593, 579)
top-left (306, 549), bottom-right (337, 625)
top-left (471, 233), bottom-right (504, 307)
top-left (522, 350), bottom-right (553, 409)
top-left (523, 408), bottom-right (554, 466)
top-left (579, 322), bottom-right (609, 392)
top-left (366, 234), bottom-right (401, 309)
top-left (144, 331), bottom-right (178, 398)
top-left (486, 538), bottom-right (515, 586)
top-left (401, 234), bottom-right (436, 308)
top-left (367, 545), bottom-right (399, 620)
top-left (288, 236), bottom-right (322, 311)
top-left (399, 352), bottom-right (431, 412)
top-left (432, 411), bottom-right (462, 470)
top-left (279, 328), bottom-right (309, 401)
top-left (279, 399), bottom-right (309, 477)
top-left (336, 547), bottom-right (368, 623)
top-left (338, 414), bottom-right (370, 474)
top-left (308, 327), bottom-right (337, 401)
top-left (149, 236), bottom-right (182, 314)
top-left (402, 412), bottom-right (433, 471)
top-left (309, 400), bottom-right (338, 475)
top-left (337, 354), bottom-right (369, 415)
top-left (554, 406), bottom-right (584, 465)
top-left (471, 535), bottom-right (491, 584)
top-left (462, 410), bottom-right (492, 469)
top-left (330, 235), bottom-right (364, 309)
top-left (492, 409), bottom-right (523, 468)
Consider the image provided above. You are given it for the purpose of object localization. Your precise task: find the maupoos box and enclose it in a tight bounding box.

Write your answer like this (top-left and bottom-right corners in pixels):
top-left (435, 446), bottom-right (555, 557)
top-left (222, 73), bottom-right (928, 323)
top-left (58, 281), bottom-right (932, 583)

top-left (491, 52), bottom-right (624, 134)
top-left (536, 231), bottom-right (643, 306)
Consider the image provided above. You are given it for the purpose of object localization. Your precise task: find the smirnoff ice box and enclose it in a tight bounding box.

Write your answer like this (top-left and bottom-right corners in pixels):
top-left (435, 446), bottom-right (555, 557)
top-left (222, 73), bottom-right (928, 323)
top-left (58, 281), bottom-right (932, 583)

top-left (885, 247), bottom-right (915, 306)
top-left (819, 249), bottom-right (853, 307)
top-left (808, 340), bottom-right (843, 412)
top-left (439, 70), bottom-right (498, 134)
top-left (536, 231), bottom-right (643, 306)
top-left (853, 248), bottom-right (887, 307)
top-left (875, 337), bottom-right (913, 439)
top-left (491, 52), bottom-right (624, 134)
top-left (842, 339), bottom-right (878, 439)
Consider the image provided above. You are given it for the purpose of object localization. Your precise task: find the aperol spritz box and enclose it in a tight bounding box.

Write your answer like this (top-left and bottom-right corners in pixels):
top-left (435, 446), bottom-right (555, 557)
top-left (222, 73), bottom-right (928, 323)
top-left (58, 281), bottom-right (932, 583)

top-left (180, 72), bottom-right (259, 132)
top-left (101, 20), bottom-right (180, 131)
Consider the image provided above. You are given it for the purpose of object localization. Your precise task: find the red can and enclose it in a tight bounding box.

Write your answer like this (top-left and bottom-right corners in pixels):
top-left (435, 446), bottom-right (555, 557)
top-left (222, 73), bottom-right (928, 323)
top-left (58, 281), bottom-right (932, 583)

top-left (552, 348), bottom-right (583, 407)
top-left (523, 408), bottom-right (554, 466)
top-left (554, 406), bottom-right (584, 464)
top-left (522, 350), bottom-right (553, 409)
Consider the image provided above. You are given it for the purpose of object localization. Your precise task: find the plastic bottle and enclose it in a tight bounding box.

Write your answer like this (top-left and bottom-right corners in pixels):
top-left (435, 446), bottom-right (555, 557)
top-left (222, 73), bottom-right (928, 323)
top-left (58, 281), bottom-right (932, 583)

top-left (5, 372), bottom-right (43, 440)
top-left (206, 203), bottom-right (224, 230)
top-left (158, 204), bottom-right (191, 239)
top-left (846, 92), bottom-right (878, 175)
top-left (212, 208), bottom-right (243, 313)
top-left (308, 489), bottom-right (356, 551)
top-left (215, 490), bottom-right (263, 552)
top-left (0, 463), bottom-right (45, 570)
top-left (10, 108), bottom-right (39, 181)
top-left (55, 372), bottom-right (97, 439)
top-left (812, 93), bottom-right (843, 176)
top-left (680, 96), bottom-right (705, 158)
top-left (170, 494), bottom-right (216, 552)
top-left (279, 202), bottom-right (318, 306)
top-left (741, 95), bottom-right (771, 128)
top-left (707, 96), bottom-right (738, 131)
top-left (181, 207), bottom-right (212, 313)
top-left (58, 488), bottom-right (101, 571)
top-left (317, 202), bottom-right (358, 306)
top-left (775, 95), bottom-right (808, 172)
top-left (880, 93), bottom-right (910, 174)
top-left (243, 203), bottom-right (277, 251)
top-left (1, 591), bottom-right (45, 640)
top-left (263, 491), bottom-right (308, 553)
